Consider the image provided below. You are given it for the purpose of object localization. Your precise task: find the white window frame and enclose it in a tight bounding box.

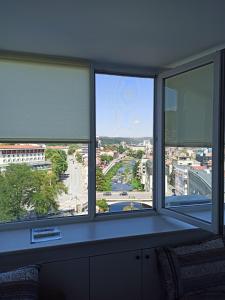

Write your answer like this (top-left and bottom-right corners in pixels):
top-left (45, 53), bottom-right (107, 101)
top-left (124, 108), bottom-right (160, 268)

top-left (155, 51), bottom-right (223, 234)
top-left (92, 67), bottom-right (157, 221)
top-left (0, 50), bottom-right (224, 236)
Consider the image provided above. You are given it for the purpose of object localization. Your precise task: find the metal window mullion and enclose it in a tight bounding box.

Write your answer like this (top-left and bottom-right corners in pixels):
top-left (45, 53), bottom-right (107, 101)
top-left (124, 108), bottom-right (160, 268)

top-left (88, 64), bottom-right (96, 220)
top-left (221, 50), bottom-right (225, 234)
top-left (155, 75), bottom-right (164, 212)
top-left (212, 52), bottom-right (223, 234)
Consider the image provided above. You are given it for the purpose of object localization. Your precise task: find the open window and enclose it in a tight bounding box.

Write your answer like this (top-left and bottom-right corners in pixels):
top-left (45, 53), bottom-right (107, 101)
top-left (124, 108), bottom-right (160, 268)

top-left (156, 52), bottom-right (223, 233)
top-left (95, 73), bottom-right (154, 215)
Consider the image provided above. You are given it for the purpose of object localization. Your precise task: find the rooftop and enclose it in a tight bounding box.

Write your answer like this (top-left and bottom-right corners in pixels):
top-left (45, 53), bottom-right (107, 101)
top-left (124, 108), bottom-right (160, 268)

top-left (0, 144), bottom-right (44, 150)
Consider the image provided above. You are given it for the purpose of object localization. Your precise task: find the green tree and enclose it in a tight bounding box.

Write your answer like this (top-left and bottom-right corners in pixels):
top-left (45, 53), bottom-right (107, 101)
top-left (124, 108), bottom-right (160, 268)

top-left (100, 154), bottom-right (113, 164)
top-left (118, 145), bottom-right (125, 154)
top-left (127, 149), bottom-right (135, 157)
top-left (31, 171), bottom-right (67, 216)
top-left (75, 152), bottom-right (83, 164)
top-left (136, 150), bottom-right (144, 159)
top-left (68, 144), bottom-right (79, 155)
top-left (0, 164), bottom-right (67, 222)
top-left (96, 167), bottom-right (107, 191)
top-left (96, 199), bottom-right (109, 212)
top-left (45, 149), bottom-right (68, 177)
top-left (133, 161), bottom-right (139, 178)
top-left (131, 178), bottom-right (144, 191)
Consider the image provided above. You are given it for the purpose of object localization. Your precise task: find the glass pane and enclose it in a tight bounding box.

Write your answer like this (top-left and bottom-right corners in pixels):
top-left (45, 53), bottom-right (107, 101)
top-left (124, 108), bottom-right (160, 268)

top-left (0, 143), bottom-right (88, 223)
top-left (96, 74), bottom-right (154, 214)
top-left (0, 59), bottom-right (90, 141)
top-left (164, 64), bottom-right (214, 223)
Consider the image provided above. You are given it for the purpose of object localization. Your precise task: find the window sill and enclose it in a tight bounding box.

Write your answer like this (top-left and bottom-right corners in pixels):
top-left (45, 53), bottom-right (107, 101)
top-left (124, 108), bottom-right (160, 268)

top-left (0, 214), bottom-right (198, 254)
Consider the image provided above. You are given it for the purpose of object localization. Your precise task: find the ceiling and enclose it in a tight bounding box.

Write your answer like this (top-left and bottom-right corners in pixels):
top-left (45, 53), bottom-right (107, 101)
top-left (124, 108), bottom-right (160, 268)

top-left (0, 0), bottom-right (225, 70)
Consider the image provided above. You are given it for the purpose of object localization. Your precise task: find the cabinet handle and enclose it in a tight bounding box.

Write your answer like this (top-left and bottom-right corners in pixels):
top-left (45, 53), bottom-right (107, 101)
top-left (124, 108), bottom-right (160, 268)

top-left (136, 255), bottom-right (140, 260)
top-left (145, 254), bottom-right (150, 259)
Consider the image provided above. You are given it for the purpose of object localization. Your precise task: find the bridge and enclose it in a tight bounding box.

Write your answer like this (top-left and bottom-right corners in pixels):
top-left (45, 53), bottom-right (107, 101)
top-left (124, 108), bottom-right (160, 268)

top-left (96, 191), bottom-right (152, 201)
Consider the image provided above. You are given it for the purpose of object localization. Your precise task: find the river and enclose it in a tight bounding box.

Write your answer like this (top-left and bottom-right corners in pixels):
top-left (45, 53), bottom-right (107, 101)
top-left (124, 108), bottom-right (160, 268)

top-left (111, 160), bottom-right (135, 192)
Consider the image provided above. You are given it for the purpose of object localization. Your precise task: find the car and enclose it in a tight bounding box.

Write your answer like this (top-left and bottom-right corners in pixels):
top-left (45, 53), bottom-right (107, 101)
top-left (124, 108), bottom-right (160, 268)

top-left (120, 191), bottom-right (128, 196)
top-left (103, 192), bottom-right (112, 196)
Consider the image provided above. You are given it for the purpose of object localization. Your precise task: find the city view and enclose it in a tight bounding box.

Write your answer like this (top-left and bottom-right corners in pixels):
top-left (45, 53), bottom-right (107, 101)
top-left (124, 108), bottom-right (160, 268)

top-left (0, 143), bottom-right (88, 223)
top-left (95, 74), bottom-right (154, 213)
top-left (165, 147), bottom-right (212, 207)
top-left (96, 137), bottom-right (153, 213)
top-left (0, 72), bottom-right (216, 223)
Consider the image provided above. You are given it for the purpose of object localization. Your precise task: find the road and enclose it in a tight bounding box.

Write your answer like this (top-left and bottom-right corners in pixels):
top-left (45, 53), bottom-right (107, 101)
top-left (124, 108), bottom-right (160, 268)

top-left (96, 191), bottom-right (152, 207)
top-left (96, 191), bottom-right (152, 201)
top-left (57, 155), bottom-right (88, 213)
top-left (102, 154), bottom-right (126, 175)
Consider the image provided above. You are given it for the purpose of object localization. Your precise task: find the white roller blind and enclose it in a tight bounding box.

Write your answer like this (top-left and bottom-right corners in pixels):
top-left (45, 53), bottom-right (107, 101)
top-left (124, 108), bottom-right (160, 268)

top-left (0, 58), bottom-right (90, 142)
top-left (165, 63), bottom-right (213, 147)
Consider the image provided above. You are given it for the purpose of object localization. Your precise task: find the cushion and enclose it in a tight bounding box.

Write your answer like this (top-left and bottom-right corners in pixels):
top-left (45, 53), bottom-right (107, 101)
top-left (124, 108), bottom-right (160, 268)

top-left (0, 265), bottom-right (39, 300)
top-left (157, 237), bottom-right (225, 300)
top-left (181, 286), bottom-right (225, 300)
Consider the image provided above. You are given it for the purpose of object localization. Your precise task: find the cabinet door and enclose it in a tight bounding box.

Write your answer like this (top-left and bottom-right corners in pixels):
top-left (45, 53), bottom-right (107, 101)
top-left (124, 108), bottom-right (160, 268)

top-left (142, 249), bottom-right (165, 300)
top-left (90, 250), bottom-right (142, 300)
top-left (40, 257), bottom-right (89, 300)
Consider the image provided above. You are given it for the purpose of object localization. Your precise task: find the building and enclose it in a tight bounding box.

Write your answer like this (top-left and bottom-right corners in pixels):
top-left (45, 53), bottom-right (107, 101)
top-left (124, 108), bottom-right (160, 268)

top-left (174, 165), bottom-right (189, 195)
top-left (144, 160), bottom-right (153, 195)
top-left (128, 145), bottom-right (145, 152)
top-left (0, 144), bottom-right (51, 171)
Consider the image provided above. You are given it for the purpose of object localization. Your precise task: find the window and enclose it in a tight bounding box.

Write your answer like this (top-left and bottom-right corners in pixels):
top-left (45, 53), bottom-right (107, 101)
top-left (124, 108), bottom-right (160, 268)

top-left (0, 57), bottom-right (90, 224)
top-left (0, 51), bottom-right (224, 235)
top-left (164, 64), bottom-right (214, 223)
top-left (0, 143), bottom-right (88, 223)
top-left (95, 74), bottom-right (154, 214)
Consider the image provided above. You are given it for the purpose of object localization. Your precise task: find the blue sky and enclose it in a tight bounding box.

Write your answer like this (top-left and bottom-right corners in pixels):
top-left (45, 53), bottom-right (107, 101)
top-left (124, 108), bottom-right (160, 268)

top-left (96, 74), bottom-right (154, 137)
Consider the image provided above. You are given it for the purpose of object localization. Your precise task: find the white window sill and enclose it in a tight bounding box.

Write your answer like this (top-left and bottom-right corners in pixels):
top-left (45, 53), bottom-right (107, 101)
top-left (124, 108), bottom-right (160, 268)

top-left (0, 215), bottom-right (197, 254)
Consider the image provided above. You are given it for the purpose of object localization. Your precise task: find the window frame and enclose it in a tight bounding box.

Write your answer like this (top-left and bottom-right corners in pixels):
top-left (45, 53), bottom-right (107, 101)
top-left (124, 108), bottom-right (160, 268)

top-left (93, 66), bottom-right (157, 221)
top-left (0, 53), bottom-right (158, 231)
top-left (0, 50), bottom-right (224, 236)
top-left (156, 51), bottom-right (223, 234)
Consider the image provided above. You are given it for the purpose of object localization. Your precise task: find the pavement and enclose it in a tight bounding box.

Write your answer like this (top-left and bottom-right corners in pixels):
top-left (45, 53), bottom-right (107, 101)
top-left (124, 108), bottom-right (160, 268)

top-left (57, 155), bottom-right (88, 213)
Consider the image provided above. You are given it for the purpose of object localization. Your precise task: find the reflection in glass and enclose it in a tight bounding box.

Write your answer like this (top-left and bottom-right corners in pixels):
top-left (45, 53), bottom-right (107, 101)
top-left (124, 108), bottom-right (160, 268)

top-left (164, 64), bottom-right (214, 222)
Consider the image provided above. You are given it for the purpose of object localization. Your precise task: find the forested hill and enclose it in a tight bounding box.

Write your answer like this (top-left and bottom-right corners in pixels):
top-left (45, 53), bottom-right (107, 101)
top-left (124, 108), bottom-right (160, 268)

top-left (99, 137), bottom-right (153, 145)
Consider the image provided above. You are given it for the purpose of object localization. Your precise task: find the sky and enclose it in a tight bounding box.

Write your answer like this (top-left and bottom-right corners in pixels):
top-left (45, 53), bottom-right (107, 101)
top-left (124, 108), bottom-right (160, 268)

top-left (96, 74), bottom-right (154, 138)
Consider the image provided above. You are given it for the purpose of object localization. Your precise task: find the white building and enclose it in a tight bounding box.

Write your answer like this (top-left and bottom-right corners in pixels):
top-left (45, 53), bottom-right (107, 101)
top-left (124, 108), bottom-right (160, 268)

top-left (139, 158), bottom-right (153, 196)
top-left (174, 165), bottom-right (189, 195)
top-left (0, 144), bottom-right (50, 171)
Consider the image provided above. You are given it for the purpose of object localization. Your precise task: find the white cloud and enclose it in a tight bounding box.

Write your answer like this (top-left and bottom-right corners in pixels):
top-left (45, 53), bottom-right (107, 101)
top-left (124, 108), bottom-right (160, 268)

top-left (133, 119), bottom-right (140, 125)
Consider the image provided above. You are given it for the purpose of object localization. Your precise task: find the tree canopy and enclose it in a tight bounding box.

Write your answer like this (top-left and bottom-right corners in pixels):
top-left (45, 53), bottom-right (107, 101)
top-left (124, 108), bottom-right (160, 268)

top-left (96, 199), bottom-right (109, 212)
top-left (45, 149), bottom-right (68, 177)
top-left (68, 144), bottom-right (79, 155)
top-left (100, 154), bottom-right (113, 164)
top-left (75, 152), bottom-right (83, 164)
top-left (0, 164), bottom-right (67, 222)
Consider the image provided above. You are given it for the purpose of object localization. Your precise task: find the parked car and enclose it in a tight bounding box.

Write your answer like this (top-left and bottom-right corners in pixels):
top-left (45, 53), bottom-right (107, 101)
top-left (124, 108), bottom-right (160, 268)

top-left (103, 192), bottom-right (112, 196)
top-left (120, 191), bottom-right (128, 196)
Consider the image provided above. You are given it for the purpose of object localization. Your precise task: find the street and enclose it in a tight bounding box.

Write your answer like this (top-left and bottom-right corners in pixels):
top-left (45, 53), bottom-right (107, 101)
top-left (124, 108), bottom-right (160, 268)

top-left (57, 155), bottom-right (88, 213)
top-left (96, 191), bottom-right (152, 201)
